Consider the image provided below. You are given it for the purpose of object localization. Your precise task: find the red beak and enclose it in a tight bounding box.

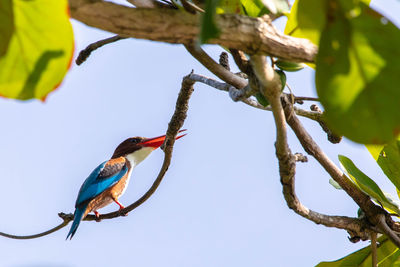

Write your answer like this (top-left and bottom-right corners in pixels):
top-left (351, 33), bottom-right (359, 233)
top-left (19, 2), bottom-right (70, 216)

top-left (139, 129), bottom-right (187, 149)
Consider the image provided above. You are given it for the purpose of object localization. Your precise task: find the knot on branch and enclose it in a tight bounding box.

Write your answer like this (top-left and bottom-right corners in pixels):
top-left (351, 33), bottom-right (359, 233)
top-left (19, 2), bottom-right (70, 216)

top-left (276, 145), bottom-right (296, 185)
top-left (219, 52), bottom-right (230, 71)
top-left (294, 153), bottom-right (308, 163)
top-left (58, 212), bottom-right (74, 222)
top-left (310, 104), bottom-right (342, 144)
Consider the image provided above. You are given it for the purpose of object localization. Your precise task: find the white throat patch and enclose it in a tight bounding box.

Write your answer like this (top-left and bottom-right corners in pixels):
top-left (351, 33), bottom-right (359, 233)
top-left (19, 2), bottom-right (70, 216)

top-left (125, 147), bottom-right (155, 168)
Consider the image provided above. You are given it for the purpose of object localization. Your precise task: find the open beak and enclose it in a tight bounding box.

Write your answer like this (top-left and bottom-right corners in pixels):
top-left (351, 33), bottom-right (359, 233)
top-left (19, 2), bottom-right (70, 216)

top-left (140, 129), bottom-right (187, 149)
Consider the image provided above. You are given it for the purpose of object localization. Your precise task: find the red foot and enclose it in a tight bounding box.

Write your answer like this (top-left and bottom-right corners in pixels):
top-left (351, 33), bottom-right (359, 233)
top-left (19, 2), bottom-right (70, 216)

top-left (114, 199), bottom-right (128, 216)
top-left (94, 211), bottom-right (101, 222)
top-left (114, 199), bottom-right (125, 210)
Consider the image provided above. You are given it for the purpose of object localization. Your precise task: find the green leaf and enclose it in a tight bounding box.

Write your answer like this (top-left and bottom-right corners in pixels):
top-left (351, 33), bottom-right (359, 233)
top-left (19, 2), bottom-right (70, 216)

top-left (284, 0), bottom-right (327, 45)
top-left (240, 0), bottom-right (267, 17)
top-left (200, 0), bottom-right (221, 43)
top-left (240, 0), bottom-right (263, 17)
top-left (275, 69), bottom-right (286, 90)
top-left (329, 178), bottom-right (342, 190)
top-left (317, 236), bottom-right (399, 266)
top-left (338, 155), bottom-right (400, 214)
top-left (0, 0), bottom-right (14, 57)
top-left (379, 249), bottom-right (400, 266)
top-left (316, 2), bottom-right (400, 144)
top-left (275, 59), bottom-right (305, 72)
top-left (217, 0), bottom-right (243, 14)
top-left (284, 0), bottom-right (370, 45)
top-left (0, 0), bottom-right (73, 101)
top-left (367, 139), bottom-right (400, 191)
top-left (255, 92), bottom-right (269, 107)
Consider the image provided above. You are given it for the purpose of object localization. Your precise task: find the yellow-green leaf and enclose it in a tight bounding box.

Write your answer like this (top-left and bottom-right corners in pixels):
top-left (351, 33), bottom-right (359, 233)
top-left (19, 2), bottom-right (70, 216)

top-left (240, 0), bottom-right (266, 17)
top-left (367, 138), bottom-right (400, 192)
top-left (285, 0), bottom-right (370, 45)
top-left (317, 236), bottom-right (399, 267)
top-left (339, 155), bottom-right (400, 215)
top-left (0, 0), bottom-right (14, 57)
top-left (0, 0), bottom-right (74, 101)
top-left (316, 2), bottom-right (400, 144)
top-left (284, 0), bottom-right (327, 45)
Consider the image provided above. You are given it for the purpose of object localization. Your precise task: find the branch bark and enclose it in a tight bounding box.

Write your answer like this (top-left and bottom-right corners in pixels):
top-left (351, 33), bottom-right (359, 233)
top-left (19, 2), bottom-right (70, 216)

top-left (282, 97), bottom-right (400, 247)
top-left (249, 55), bottom-right (373, 240)
top-left (68, 0), bottom-right (317, 63)
top-left (188, 73), bottom-right (322, 121)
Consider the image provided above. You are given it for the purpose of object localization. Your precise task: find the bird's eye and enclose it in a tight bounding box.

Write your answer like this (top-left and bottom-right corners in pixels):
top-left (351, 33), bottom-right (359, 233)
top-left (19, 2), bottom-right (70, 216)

top-left (130, 138), bottom-right (139, 143)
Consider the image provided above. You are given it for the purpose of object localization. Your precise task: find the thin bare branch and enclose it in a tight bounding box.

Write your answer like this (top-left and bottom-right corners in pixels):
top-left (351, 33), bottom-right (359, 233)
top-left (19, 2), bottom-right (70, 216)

top-left (68, 0), bottom-right (317, 63)
top-left (127, 0), bottom-right (173, 8)
top-left (184, 43), bottom-right (248, 89)
top-left (371, 231), bottom-right (377, 267)
top-left (0, 72), bottom-right (195, 239)
top-left (76, 35), bottom-right (126, 65)
top-left (0, 218), bottom-right (70, 240)
top-left (69, 74), bottom-right (195, 222)
top-left (188, 73), bottom-right (322, 121)
top-left (294, 96), bottom-right (319, 102)
top-left (219, 52), bottom-right (230, 71)
top-left (309, 104), bottom-right (342, 144)
top-left (229, 49), bottom-right (250, 74)
top-left (377, 214), bottom-right (400, 248)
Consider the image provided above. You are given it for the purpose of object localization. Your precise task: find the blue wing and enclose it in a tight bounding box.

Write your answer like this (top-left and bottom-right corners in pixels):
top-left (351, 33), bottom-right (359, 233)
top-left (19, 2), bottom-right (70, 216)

top-left (75, 158), bottom-right (128, 207)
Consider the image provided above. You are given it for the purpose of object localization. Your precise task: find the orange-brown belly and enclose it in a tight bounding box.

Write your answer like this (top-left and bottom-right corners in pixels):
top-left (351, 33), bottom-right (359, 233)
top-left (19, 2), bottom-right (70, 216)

top-left (84, 172), bottom-right (131, 217)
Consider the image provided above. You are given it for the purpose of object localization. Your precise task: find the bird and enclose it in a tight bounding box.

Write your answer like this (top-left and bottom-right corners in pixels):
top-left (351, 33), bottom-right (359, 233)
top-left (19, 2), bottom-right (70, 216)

top-left (66, 130), bottom-right (186, 240)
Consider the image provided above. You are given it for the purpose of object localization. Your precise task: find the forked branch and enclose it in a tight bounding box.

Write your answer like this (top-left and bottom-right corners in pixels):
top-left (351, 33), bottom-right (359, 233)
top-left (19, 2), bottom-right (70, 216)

top-left (250, 55), bottom-right (377, 241)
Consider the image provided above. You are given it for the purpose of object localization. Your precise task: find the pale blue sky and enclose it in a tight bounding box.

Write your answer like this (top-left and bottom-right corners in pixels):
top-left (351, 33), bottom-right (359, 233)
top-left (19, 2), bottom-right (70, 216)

top-left (1, 1), bottom-right (400, 266)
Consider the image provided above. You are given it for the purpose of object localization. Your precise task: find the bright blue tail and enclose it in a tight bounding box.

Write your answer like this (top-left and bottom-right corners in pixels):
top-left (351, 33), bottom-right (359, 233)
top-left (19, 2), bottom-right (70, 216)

top-left (66, 207), bottom-right (85, 240)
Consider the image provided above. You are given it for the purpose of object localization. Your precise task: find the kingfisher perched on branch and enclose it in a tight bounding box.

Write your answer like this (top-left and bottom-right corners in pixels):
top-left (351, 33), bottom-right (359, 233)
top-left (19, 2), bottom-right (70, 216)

top-left (66, 130), bottom-right (186, 240)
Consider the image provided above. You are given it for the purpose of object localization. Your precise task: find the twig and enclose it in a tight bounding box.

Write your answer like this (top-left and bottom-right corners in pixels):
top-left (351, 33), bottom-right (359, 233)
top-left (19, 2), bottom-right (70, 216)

top-left (181, 0), bottom-right (204, 13)
top-left (187, 73), bottom-right (322, 121)
top-left (310, 104), bottom-right (342, 144)
top-left (371, 231), bottom-right (377, 267)
top-left (184, 43), bottom-right (248, 89)
top-left (229, 49), bottom-right (250, 73)
top-left (377, 214), bottom-right (400, 249)
top-left (76, 35), bottom-right (127, 65)
top-left (0, 72), bottom-right (195, 239)
top-left (294, 96), bottom-right (319, 102)
top-left (249, 55), bottom-right (372, 240)
top-left (0, 218), bottom-right (70, 240)
top-left (294, 153), bottom-right (308, 162)
top-left (127, 0), bottom-right (174, 8)
top-left (219, 52), bottom-right (230, 71)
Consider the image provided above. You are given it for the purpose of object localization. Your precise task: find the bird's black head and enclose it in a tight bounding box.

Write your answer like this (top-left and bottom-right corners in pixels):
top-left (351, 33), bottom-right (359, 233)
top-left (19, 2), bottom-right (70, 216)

top-left (111, 137), bottom-right (145, 159)
top-left (111, 130), bottom-right (187, 159)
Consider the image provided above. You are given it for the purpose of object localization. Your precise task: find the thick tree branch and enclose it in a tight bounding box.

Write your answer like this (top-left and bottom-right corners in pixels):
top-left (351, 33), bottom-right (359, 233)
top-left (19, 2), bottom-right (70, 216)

top-left (282, 97), bottom-right (400, 247)
top-left (68, 0), bottom-right (317, 63)
top-left (248, 55), bottom-right (372, 239)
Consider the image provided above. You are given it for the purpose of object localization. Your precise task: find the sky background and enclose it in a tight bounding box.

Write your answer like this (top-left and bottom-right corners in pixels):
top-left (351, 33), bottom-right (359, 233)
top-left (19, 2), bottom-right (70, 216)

top-left (1, 0), bottom-right (400, 266)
